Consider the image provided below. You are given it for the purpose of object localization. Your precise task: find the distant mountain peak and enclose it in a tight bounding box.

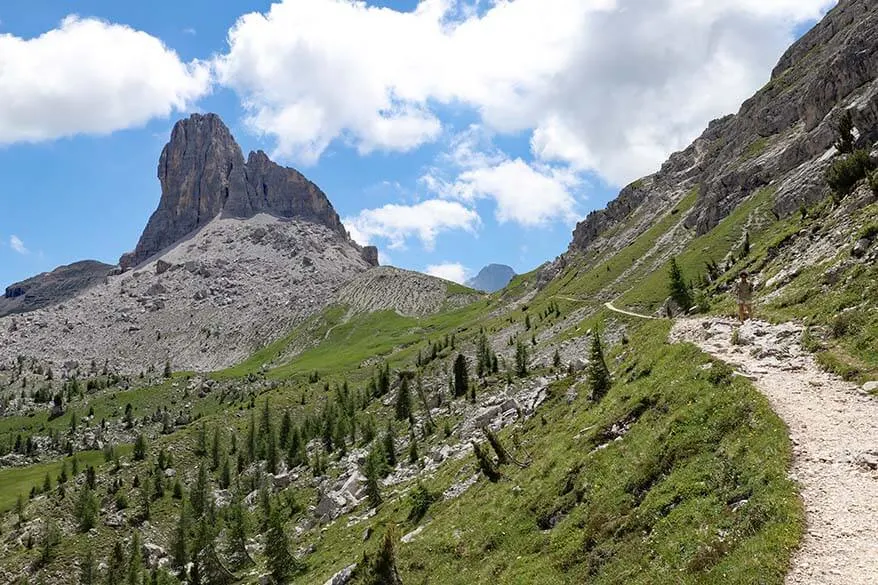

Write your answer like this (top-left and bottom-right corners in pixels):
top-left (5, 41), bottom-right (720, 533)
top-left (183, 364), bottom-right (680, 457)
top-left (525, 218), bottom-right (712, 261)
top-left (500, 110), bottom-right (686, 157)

top-left (466, 264), bottom-right (516, 292)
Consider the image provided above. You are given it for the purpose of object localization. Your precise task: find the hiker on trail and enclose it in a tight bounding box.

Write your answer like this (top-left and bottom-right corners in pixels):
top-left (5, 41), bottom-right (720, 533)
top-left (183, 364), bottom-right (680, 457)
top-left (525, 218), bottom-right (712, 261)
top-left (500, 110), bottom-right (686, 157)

top-left (736, 271), bottom-right (754, 322)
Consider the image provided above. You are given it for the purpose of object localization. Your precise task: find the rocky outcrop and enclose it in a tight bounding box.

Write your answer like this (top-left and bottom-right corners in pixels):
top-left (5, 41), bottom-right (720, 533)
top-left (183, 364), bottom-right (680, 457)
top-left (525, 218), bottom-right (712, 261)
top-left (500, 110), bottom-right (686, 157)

top-left (120, 113), bottom-right (351, 269)
top-left (567, 0), bottom-right (878, 254)
top-left (0, 260), bottom-right (113, 317)
top-left (466, 264), bottom-right (516, 293)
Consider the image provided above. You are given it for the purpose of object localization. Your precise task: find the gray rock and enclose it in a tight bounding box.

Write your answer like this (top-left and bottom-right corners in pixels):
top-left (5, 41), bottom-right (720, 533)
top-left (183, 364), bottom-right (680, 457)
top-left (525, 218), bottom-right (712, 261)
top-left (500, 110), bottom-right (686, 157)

top-left (863, 381), bottom-right (878, 394)
top-left (852, 238), bottom-right (871, 258)
top-left (120, 113), bottom-right (351, 269)
top-left (0, 260), bottom-right (113, 318)
top-left (323, 564), bottom-right (357, 585)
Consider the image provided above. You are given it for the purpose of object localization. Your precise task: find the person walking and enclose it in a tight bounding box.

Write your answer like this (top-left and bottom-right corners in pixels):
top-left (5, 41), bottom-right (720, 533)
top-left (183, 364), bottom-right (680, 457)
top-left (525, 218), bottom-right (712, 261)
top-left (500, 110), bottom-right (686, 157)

top-left (736, 271), bottom-right (754, 322)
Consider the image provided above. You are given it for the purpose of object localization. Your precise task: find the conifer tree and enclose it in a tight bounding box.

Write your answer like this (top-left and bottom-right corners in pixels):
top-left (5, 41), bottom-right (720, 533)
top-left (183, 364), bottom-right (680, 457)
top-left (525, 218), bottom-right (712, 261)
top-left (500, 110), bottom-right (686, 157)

top-left (134, 433), bottom-right (147, 461)
top-left (191, 463), bottom-right (208, 518)
top-left (128, 531), bottom-right (142, 585)
top-left (394, 376), bottom-right (412, 421)
top-left (587, 329), bottom-right (612, 402)
top-left (266, 426), bottom-right (279, 475)
top-left (553, 348), bottom-right (562, 369)
top-left (668, 257), bottom-right (692, 312)
top-left (75, 486), bottom-right (99, 532)
top-left (171, 499), bottom-right (191, 572)
top-left (383, 422), bottom-right (397, 469)
top-left (279, 410), bottom-right (292, 449)
top-left (265, 507), bottom-right (302, 583)
top-left (364, 449), bottom-right (383, 508)
top-left (211, 427), bottom-right (221, 471)
top-left (515, 339), bottom-right (529, 377)
top-left (246, 411), bottom-right (257, 463)
top-left (107, 539), bottom-right (126, 585)
top-left (287, 427), bottom-right (306, 469)
top-left (226, 497), bottom-right (254, 570)
top-left (219, 456), bottom-right (231, 489)
top-left (835, 109), bottom-right (855, 154)
top-left (79, 547), bottom-right (97, 585)
top-left (408, 430), bottom-right (419, 465)
top-left (453, 354), bottom-right (469, 398)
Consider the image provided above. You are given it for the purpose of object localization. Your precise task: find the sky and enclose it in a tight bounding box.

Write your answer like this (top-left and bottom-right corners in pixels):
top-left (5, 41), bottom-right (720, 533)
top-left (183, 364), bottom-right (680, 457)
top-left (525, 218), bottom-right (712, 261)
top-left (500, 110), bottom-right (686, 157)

top-left (0, 0), bottom-right (836, 288)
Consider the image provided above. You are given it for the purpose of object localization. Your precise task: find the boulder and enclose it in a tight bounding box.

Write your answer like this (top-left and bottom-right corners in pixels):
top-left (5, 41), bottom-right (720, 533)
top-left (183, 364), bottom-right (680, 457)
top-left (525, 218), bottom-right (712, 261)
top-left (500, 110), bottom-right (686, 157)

top-left (852, 238), bottom-right (871, 258)
top-left (323, 564), bottom-right (357, 585)
top-left (155, 260), bottom-right (173, 275)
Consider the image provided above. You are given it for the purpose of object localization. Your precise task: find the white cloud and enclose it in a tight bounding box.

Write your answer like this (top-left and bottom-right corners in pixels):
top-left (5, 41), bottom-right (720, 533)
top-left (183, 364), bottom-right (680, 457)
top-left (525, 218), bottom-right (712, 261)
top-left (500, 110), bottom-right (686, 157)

top-left (424, 126), bottom-right (581, 226)
top-left (0, 16), bottom-right (211, 144)
top-left (183, 27), bottom-right (197, 35)
top-left (215, 0), bottom-right (834, 183)
top-left (425, 262), bottom-right (469, 284)
top-left (344, 199), bottom-right (480, 250)
top-left (9, 235), bottom-right (28, 255)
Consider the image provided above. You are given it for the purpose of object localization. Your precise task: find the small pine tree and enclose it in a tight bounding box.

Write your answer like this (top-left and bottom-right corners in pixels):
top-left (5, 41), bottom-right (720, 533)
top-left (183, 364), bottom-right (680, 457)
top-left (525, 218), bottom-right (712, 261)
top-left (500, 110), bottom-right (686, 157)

top-left (668, 257), bottom-right (693, 312)
top-left (163, 360), bottom-right (172, 379)
top-left (219, 456), bottom-right (231, 489)
top-left (394, 376), bottom-right (412, 421)
top-left (408, 431), bottom-right (419, 465)
top-left (171, 499), bottom-right (191, 571)
top-left (226, 498), bottom-right (253, 570)
top-left (211, 427), bottom-right (221, 471)
top-left (515, 339), bottom-right (528, 377)
top-left (587, 330), bottom-right (612, 402)
top-left (133, 433), bottom-right (147, 461)
top-left (552, 348), bottom-right (562, 369)
top-left (265, 508), bottom-right (302, 583)
top-left (364, 448), bottom-right (383, 508)
top-left (75, 486), bottom-right (99, 532)
top-left (453, 354), bottom-right (469, 398)
top-left (128, 531), bottom-right (143, 585)
top-left (191, 463), bottom-right (208, 518)
top-left (835, 109), bottom-right (855, 154)
top-left (79, 547), bottom-right (97, 585)
top-left (108, 539), bottom-right (127, 585)
top-left (383, 422), bottom-right (397, 469)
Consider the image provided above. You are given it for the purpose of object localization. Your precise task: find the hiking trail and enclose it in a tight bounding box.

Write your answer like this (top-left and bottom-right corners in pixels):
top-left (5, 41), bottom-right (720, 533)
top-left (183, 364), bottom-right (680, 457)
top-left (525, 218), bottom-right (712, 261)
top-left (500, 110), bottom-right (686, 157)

top-left (670, 318), bottom-right (878, 585)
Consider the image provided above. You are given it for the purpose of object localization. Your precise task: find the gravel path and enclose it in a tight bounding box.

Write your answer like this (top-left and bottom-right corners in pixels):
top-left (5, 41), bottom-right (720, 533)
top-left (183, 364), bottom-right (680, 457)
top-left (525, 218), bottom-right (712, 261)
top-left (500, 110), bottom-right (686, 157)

top-left (671, 318), bottom-right (878, 585)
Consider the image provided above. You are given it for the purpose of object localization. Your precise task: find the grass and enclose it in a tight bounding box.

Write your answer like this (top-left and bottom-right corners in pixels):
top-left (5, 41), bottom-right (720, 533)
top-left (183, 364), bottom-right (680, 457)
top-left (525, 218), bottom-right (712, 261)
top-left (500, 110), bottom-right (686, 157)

top-left (304, 318), bottom-right (802, 584)
top-left (0, 449), bottom-right (112, 513)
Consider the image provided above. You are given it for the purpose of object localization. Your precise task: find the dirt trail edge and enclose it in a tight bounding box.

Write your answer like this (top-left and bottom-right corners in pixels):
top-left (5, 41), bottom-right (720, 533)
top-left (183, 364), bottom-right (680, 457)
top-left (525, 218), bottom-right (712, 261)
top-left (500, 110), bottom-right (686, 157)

top-left (671, 318), bottom-right (878, 585)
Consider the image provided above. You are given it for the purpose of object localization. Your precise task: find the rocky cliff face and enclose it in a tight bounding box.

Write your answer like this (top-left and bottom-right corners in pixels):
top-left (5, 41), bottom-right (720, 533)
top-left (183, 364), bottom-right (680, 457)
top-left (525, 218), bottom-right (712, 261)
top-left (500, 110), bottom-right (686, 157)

top-left (0, 260), bottom-right (114, 318)
top-left (120, 113), bottom-right (371, 269)
top-left (568, 0), bottom-right (878, 258)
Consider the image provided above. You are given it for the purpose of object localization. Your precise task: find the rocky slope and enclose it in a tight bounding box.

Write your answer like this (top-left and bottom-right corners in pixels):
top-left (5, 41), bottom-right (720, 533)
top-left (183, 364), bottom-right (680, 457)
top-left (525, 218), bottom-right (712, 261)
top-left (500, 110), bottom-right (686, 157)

top-left (0, 114), bottom-right (385, 373)
top-left (338, 266), bottom-right (482, 316)
top-left (561, 0), bottom-right (878, 272)
top-left (0, 260), bottom-right (113, 317)
top-left (0, 215), bottom-right (372, 373)
top-left (466, 264), bottom-right (516, 293)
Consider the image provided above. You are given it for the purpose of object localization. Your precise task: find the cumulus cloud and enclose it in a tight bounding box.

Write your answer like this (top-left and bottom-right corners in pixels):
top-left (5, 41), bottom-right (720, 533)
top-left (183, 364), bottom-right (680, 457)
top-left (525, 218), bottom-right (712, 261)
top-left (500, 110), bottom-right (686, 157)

top-left (0, 16), bottom-right (211, 143)
top-left (215, 0), bottom-right (833, 183)
top-left (344, 199), bottom-right (480, 250)
top-left (9, 235), bottom-right (28, 255)
top-left (423, 126), bottom-right (580, 226)
top-left (425, 262), bottom-right (469, 284)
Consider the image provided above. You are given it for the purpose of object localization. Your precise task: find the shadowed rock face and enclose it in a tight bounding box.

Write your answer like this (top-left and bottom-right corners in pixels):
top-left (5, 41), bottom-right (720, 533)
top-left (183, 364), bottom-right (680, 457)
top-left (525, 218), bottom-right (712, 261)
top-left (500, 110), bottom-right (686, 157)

top-left (120, 113), bottom-right (350, 269)
top-left (0, 260), bottom-right (113, 317)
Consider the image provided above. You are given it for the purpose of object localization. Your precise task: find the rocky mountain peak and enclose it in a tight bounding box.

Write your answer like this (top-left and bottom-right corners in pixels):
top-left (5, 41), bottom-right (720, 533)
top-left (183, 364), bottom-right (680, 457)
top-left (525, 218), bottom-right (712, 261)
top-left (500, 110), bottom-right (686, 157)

top-left (120, 113), bottom-right (369, 269)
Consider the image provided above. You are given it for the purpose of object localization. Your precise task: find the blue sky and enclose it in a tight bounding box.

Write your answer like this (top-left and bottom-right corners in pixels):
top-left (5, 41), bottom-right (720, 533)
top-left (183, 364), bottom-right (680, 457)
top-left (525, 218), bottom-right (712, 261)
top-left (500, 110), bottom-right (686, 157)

top-left (0, 0), bottom-right (831, 287)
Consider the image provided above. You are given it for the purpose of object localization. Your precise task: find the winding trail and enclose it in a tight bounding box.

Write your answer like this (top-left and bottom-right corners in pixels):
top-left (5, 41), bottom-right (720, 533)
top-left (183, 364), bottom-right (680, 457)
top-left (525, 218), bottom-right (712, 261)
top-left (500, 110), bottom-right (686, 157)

top-left (670, 318), bottom-right (878, 585)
